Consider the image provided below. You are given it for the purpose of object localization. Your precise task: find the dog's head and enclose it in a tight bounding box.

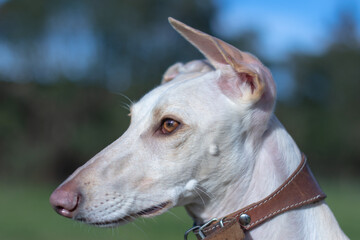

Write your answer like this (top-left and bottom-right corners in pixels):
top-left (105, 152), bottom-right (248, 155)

top-left (50, 18), bottom-right (276, 227)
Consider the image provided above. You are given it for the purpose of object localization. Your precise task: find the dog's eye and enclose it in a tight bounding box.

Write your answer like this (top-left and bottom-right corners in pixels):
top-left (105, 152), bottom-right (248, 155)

top-left (161, 119), bottom-right (180, 134)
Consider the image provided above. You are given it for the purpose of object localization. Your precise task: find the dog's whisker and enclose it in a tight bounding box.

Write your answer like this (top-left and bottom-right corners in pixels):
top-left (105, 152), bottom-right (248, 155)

top-left (130, 221), bottom-right (147, 237)
top-left (165, 209), bottom-right (186, 223)
top-left (118, 92), bottom-right (134, 105)
top-left (149, 217), bottom-right (158, 224)
top-left (195, 186), bottom-right (214, 200)
top-left (120, 102), bottom-right (131, 112)
top-left (122, 215), bottom-right (133, 223)
top-left (193, 188), bottom-right (206, 207)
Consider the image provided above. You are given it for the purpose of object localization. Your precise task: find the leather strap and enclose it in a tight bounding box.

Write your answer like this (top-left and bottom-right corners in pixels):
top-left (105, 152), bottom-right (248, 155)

top-left (203, 219), bottom-right (245, 240)
top-left (193, 154), bottom-right (326, 240)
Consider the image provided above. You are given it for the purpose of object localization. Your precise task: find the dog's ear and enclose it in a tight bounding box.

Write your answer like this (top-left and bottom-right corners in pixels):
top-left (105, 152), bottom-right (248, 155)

top-left (162, 63), bottom-right (183, 84)
top-left (169, 17), bottom-right (266, 102)
top-left (161, 60), bottom-right (214, 84)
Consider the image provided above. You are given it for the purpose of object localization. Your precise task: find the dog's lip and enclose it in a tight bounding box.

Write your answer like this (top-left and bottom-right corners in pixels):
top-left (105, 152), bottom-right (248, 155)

top-left (82, 201), bottom-right (172, 227)
top-left (84, 216), bottom-right (132, 227)
top-left (136, 201), bottom-right (171, 217)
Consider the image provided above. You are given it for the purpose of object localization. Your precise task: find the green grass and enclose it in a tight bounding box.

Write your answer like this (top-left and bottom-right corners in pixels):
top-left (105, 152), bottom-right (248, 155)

top-left (319, 178), bottom-right (360, 239)
top-left (0, 180), bottom-right (358, 240)
top-left (0, 183), bottom-right (192, 240)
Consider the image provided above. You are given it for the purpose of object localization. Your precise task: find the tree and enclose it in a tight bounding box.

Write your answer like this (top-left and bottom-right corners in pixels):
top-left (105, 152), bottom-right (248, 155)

top-left (278, 10), bottom-right (360, 176)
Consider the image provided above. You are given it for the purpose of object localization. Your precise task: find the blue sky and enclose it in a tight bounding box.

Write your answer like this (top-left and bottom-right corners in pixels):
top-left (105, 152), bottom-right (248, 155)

top-left (0, 0), bottom-right (359, 97)
top-left (214, 0), bottom-right (360, 60)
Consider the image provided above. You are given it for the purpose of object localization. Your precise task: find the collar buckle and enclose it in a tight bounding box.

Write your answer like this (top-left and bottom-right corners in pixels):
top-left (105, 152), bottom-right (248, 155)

top-left (184, 218), bottom-right (218, 240)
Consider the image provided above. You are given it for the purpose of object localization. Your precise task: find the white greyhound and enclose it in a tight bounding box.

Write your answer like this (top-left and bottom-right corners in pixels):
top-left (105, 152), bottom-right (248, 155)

top-left (50, 18), bottom-right (348, 239)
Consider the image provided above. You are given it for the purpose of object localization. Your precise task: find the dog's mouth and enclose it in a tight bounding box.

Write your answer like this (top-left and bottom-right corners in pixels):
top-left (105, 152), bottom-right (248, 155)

top-left (136, 201), bottom-right (171, 217)
top-left (83, 201), bottom-right (172, 227)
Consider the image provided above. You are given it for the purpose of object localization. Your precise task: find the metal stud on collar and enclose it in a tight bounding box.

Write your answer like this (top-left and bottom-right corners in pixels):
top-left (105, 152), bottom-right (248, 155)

top-left (239, 213), bottom-right (251, 226)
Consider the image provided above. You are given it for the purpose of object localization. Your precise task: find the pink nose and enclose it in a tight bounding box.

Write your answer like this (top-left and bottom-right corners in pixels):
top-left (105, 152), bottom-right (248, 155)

top-left (49, 181), bottom-right (81, 218)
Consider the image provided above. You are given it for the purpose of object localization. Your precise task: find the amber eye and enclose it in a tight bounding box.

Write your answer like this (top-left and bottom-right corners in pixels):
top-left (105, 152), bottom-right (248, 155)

top-left (161, 119), bottom-right (180, 134)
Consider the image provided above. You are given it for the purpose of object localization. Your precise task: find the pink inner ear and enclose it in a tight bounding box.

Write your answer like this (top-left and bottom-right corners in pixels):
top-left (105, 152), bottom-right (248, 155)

top-left (239, 72), bottom-right (256, 94)
top-left (218, 75), bottom-right (243, 99)
top-left (218, 71), bottom-right (261, 100)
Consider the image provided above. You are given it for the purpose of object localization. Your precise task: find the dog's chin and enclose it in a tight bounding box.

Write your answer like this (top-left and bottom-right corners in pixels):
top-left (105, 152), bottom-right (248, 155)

top-left (80, 201), bottom-right (173, 228)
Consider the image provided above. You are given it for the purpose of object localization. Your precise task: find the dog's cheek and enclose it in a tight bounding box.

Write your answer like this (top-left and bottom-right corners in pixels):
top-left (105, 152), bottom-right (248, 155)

top-left (134, 177), bottom-right (155, 191)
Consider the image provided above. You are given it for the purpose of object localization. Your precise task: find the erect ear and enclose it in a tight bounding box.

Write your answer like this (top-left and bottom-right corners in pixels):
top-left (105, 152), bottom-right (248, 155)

top-left (168, 17), bottom-right (266, 102)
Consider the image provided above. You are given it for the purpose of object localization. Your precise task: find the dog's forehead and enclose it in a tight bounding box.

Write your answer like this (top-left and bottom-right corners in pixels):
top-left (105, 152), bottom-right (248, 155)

top-left (131, 70), bottom-right (221, 119)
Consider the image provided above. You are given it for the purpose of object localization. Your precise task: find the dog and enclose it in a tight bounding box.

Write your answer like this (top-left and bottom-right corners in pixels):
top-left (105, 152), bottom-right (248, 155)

top-left (50, 18), bottom-right (348, 239)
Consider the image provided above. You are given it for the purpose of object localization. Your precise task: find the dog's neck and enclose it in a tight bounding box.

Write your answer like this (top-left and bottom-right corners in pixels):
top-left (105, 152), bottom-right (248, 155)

top-left (186, 115), bottom-right (301, 221)
top-left (185, 115), bottom-right (346, 239)
top-left (241, 115), bottom-right (303, 208)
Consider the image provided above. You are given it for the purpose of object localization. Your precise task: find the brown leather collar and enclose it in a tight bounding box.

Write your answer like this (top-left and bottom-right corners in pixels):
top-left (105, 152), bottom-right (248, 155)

top-left (186, 154), bottom-right (326, 240)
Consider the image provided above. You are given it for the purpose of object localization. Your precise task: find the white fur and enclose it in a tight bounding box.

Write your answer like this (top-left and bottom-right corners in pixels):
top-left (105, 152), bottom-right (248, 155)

top-left (208, 144), bottom-right (220, 156)
top-left (185, 179), bottom-right (198, 191)
top-left (57, 58), bottom-right (348, 239)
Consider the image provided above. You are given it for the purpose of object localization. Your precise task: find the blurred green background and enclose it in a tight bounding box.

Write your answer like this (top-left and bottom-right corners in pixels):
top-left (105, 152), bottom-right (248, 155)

top-left (0, 0), bottom-right (359, 239)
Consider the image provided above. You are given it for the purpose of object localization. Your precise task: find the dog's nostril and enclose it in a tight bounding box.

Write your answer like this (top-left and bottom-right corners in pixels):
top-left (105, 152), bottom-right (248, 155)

top-left (54, 194), bottom-right (80, 213)
top-left (49, 182), bottom-right (81, 218)
top-left (55, 206), bottom-right (71, 216)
